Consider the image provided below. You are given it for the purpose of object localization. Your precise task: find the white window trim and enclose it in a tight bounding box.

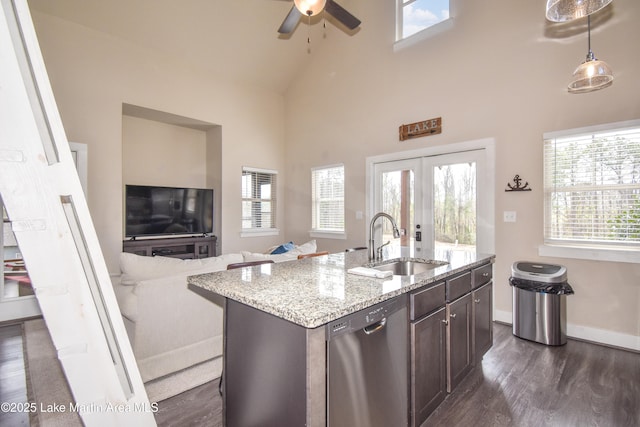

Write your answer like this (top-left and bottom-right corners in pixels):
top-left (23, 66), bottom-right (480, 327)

top-left (240, 228), bottom-right (280, 238)
top-left (539, 244), bottom-right (639, 264)
top-left (241, 166), bottom-right (278, 237)
top-left (309, 230), bottom-right (347, 240)
top-left (394, 0), bottom-right (454, 52)
top-left (394, 18), bottom-right (453, 52)
top-left (539, 119), bottom-right (640, 264)
top-left (310, 164), bottom-right (346, 239)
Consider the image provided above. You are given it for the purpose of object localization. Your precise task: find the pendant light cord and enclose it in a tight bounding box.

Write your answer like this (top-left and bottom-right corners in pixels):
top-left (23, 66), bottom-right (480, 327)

top-left (587, 15), bottom-right (592, 56)
top-left (585, 15), bottom-right (595, 61)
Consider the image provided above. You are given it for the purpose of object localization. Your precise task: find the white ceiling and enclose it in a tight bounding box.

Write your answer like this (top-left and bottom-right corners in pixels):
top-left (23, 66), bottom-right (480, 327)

top-left (28, 0), bottom-right (358, 93)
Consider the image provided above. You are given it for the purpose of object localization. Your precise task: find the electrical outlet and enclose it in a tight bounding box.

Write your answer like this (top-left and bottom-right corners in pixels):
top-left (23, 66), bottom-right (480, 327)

top-left (503, 211), bottom-right (517, 223)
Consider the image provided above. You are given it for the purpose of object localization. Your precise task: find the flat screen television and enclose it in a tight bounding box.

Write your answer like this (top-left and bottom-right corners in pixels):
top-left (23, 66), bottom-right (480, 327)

top-left (125, 184), bottom-right (213, 238)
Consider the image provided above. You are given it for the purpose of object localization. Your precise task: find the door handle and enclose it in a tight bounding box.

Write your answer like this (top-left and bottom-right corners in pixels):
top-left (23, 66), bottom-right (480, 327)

top-left (363, 318), bottom-right (387, 335)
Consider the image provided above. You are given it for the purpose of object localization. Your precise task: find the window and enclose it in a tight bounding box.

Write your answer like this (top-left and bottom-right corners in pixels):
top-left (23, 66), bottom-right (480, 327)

top-left (396, 0), bottom-right (450, 41)
top-left (241, 167), bottom-right (277, 236)
top-left (541, 120), bottom-right (640, 263)
top-left (311, 165), bottom-right (345, 238)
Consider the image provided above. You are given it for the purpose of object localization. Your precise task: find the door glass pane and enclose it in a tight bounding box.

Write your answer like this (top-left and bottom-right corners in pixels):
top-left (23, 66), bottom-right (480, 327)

top-left (433, 162), bottom-right (476, 252)
top-left (381, 169), bottom-right (414, 252)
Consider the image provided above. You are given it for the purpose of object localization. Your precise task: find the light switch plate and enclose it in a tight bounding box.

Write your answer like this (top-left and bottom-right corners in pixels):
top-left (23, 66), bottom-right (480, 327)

top-left (503, 211), bottom-right (517, 222)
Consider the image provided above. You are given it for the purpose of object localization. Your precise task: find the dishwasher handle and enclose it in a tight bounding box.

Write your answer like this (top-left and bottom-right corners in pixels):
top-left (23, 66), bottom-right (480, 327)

top-left (363, 317), bottom-right (387, 335)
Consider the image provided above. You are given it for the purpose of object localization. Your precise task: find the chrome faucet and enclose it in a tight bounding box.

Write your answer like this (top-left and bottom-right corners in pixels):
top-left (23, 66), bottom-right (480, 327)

top-left (369, 212), bottom-right (401, 261)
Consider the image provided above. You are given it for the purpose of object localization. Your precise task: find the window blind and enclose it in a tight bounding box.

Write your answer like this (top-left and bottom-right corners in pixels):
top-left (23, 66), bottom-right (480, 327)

top-left (543, 126), bottom-right (640, 247)
top-left (312, 165), bottom-right (345, 232)
top-left (242, 167), bottom-right (277, 230)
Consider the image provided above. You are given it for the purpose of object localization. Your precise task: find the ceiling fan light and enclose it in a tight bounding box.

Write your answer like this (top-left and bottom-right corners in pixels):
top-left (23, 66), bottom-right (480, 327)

top-left (568, 57), bottom-right (614, 93)
top-left (545, 0), bottom-right (613, 22)
top-left (294, 0), bottom-right (327, 16)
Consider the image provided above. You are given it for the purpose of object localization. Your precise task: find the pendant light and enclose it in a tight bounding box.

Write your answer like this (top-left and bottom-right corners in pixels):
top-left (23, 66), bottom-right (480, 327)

top-left (546, 0), bottom-right (613, 22)
top-left (294, 0), bottom-right (326, 17)
top-left (567, 15), bottom-right (614, 93)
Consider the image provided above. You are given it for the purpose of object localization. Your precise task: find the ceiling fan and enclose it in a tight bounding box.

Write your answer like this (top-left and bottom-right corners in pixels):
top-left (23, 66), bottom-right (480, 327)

top-left (276, 0), bottom-right (361, 34)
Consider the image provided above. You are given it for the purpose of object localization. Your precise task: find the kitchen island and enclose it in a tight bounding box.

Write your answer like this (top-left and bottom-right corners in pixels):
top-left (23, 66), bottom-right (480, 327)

top-left (188, 248), bottom-right (495, 427)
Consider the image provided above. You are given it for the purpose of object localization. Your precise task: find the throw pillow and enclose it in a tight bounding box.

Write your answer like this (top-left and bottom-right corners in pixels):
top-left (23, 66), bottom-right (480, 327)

top-left (270, 241), bottom-right (295, 255)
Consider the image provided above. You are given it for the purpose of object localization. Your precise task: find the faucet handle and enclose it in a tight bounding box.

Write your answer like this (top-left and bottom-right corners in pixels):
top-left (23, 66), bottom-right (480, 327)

top-left (376, 240), bottom-right (391, 260)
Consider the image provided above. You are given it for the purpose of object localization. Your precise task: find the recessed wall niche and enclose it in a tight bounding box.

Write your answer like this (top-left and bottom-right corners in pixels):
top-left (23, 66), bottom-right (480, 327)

top-left (121, 104), bottom-right (222, 245)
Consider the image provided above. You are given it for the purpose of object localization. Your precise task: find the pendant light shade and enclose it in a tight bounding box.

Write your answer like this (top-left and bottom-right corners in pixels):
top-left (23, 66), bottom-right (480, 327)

top-left (568, 16), bottom-right (613, 93)
top-left (546, 0), bottom-right (613, 22)
top-left (294, 0), bottom-right (326, 17)
top-left (568, 55), bottom-right (614, 93)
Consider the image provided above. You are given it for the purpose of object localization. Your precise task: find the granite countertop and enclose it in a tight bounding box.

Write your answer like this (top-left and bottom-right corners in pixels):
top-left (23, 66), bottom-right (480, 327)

top-left (188, 248), bottom-right (495, 329)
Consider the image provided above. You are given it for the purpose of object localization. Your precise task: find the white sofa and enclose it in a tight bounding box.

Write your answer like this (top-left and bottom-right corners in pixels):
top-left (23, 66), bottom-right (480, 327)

top-left (111, 240), bottom-right (317, 382)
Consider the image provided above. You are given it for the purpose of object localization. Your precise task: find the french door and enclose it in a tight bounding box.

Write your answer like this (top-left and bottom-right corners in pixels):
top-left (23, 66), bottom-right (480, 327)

top-left (373, 149), bottom-right (488, 257)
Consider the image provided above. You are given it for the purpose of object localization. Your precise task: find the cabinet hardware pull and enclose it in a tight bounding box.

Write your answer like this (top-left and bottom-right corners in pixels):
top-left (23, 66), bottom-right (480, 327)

top-left (441, 320), bottom-right (448, 325)
top-left (482, 272), bottom-right (489, 277)
top-left (450, 313), bottom-right (456, 319)
top-left (474, 299), bottom-right (480, 303)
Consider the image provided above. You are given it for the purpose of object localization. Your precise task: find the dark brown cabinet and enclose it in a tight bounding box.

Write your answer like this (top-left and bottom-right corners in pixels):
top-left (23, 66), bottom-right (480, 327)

top-left (407, 261), bottom-right (495, 425)
top-left (410, 307), bottom-right (447, 427)
top-left (471, 261), bottom-right (493, 365)
top-left (122, 235), bottom-right (216, 259)
top-left (409, 282), bottom-right (447, 427)
top-left (445, 292), bottom-right (473, 392)
top-left (472, 282), bottom-right (493, 364)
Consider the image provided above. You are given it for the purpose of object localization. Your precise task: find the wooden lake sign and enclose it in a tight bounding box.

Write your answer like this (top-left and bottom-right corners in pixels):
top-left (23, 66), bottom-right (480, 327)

top-left (399, 117), bottom-right (442, 141)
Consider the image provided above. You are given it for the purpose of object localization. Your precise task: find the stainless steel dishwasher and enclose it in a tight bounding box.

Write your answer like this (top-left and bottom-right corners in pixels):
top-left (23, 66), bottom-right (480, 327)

top-left (327, 295), bottom-right (408, 427)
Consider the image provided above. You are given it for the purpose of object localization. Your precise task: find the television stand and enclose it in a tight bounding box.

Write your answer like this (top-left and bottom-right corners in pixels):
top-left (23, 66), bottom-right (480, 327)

top-left (122, 235), bottom-right (217, 259)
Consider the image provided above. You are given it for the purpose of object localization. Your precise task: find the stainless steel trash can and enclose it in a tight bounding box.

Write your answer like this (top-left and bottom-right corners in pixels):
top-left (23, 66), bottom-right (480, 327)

top-left (510, 262), bottom-right (574, 346)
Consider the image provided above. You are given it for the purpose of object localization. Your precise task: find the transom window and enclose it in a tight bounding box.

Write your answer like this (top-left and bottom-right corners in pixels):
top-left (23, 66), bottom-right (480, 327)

top-left (542, 120), bottom-right (640, 262)
top-left (241, 167), bottom-right (277, 234)
top-left (311, 165), bottom-right (345, 238)
top-left (396, 0), bottom-right (450, 41)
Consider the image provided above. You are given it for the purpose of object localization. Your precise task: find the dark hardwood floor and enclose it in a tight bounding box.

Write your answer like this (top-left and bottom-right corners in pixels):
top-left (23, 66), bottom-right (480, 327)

top-left (2, 322), bottom-right (638, 426)
top-left (423, 324), bottom-right (640, 427)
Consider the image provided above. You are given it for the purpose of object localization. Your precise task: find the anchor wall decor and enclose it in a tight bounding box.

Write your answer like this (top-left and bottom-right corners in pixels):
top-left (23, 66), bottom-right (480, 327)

top-left (506, 175), bottom-right (531, 192)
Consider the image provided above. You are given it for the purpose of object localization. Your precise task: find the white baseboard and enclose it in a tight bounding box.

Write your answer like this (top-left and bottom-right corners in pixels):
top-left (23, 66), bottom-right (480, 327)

top-left (493, 309), bottom-right (640, 352)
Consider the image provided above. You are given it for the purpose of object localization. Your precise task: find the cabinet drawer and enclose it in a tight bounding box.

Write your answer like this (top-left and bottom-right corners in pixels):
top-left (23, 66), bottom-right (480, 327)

top-left (472, 263), bottom-right (493, 289)
top-left (446, 271), bottom-right (471, 302)
top-left (410, 282), bottom-right (445, 321)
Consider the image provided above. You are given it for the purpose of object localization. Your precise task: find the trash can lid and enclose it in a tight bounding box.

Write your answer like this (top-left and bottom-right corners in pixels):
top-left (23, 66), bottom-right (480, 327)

top-left (509, 277), bottom-right (574, 295)
top-left (511, 261), bottom-right (567, 283)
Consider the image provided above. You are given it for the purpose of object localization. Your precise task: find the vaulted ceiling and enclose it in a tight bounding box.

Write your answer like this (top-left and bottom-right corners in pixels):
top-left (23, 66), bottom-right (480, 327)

top-left (28, 0), bottom-right (359, 93)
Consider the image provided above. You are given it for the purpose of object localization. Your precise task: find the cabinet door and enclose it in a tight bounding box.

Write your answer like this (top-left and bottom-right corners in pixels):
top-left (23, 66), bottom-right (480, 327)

top-left (472, 282), bottom-right (493, 364)
top-left (446, 293), bottom-right (472, 392)
top-left (411, 307), bottom-right (446, 427)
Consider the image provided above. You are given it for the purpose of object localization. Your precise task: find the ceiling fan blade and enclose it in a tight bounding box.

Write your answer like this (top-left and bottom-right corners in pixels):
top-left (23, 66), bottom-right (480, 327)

top-left (325, 0), bottom-right (361, 30)
top-left (278, 6), bottom-right (302, 34)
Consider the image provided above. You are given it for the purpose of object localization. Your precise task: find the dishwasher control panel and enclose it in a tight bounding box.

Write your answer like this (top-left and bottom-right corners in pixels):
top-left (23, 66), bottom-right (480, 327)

top-left (326, 295), bottom-right (407, 340)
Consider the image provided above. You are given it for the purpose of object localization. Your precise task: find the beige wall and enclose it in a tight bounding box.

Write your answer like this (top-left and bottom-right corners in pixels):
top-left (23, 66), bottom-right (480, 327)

top-left (283, 1), bottom-right (640, 344)
top-left (30, 1), bottom-right (640, 346)
top-left (122, 116), bottom-right (207, 188)
top-left (31, 11), bottom-right (288, 271)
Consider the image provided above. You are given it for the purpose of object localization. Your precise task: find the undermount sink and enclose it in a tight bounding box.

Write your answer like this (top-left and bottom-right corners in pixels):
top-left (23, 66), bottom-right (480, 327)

top-left (368, 258), bottom-right (448, 276)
